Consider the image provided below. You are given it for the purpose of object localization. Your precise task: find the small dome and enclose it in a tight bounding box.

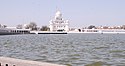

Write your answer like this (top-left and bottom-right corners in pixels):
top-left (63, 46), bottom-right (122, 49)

top-left (55, 11), bottom-right (62, 17)
top-left (56, 11), bottom-right (61, 15)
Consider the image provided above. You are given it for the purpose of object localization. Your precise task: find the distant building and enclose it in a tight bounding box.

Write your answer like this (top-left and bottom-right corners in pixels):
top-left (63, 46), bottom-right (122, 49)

top-left (49, 10), bottom-right (69, 32)
top-left (6, 27), bottom-right (30, 34)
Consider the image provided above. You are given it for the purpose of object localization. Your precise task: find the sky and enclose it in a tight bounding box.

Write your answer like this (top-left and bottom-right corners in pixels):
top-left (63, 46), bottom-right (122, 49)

top-left (0, 0), bottom-right (125, 27)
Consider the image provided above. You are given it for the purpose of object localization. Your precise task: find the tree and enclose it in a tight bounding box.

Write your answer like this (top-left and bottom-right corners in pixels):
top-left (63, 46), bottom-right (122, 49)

top-left (3, 25), bottom-right (7, 28)
top-left (16, 24), bottom-right (23, 29)
top-left (0, 24), bottom-right (1, 28)
top-left (28, 22), bottom-right (37, 30)
top-left (88, 25), bottom-right (96, 29)
top-left (40, 26), bottom-right (50, 31)
top-left (0, 24), bottom-right (7, 28)
top-left (121, 25), bottom-right (125, 29)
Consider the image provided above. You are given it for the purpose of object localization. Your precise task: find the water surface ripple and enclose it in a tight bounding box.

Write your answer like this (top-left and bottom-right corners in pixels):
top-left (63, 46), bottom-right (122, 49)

top-left (0, 34), bottom-right (125, 66)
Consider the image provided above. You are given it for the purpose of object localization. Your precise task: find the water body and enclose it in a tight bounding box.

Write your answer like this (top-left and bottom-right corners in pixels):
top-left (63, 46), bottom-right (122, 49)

top-left (0, 34), bottom-right (125, 66)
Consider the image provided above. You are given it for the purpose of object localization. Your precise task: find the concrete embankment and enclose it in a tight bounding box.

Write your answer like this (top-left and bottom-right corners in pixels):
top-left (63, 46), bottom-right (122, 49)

top-left (0, 57), bottom-right (65, 66)
top-left (30, 31), bottom-right (67, 34)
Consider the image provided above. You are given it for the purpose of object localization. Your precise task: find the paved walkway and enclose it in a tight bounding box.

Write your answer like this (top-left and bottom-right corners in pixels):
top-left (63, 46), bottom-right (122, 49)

top-left (0, 57), bottom-right (65, 66)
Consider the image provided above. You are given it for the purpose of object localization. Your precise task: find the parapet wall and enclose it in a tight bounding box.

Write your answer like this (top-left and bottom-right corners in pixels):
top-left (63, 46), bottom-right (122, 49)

top-left (0, 57), bottom-right (65, 66)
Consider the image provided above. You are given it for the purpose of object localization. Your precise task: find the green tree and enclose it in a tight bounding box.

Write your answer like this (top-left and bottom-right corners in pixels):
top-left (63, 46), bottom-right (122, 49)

top-left (0, 24), bottom-right (1, 28)
top-left (28, 22), bottom-right (37, 30)
top-left (121, 25), bottom-right (125, 29)
top-left (88, 25), bottom-right (96, 29)
top-left (40, 26), bottom-right (50, 31)
top-left (16, 24), bottom-right (23, 29)
top-left (0, 24), bottom-right (7, 28)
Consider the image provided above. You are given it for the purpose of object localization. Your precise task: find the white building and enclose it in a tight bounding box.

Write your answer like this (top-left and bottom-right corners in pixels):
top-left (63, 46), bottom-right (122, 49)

top-left (49, 10), bottom-right (69, 32)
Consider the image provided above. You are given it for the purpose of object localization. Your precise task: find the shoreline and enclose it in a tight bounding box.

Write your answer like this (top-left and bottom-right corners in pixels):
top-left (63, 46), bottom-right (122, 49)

top-left (1, 28), bottom-right (125, 35)
top-left (1, 32), bottom-right (125, 35)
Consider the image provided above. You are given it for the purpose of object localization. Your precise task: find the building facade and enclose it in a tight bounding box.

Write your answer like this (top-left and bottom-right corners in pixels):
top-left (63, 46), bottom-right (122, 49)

top-left (49, 10), bottom-right (69, 32)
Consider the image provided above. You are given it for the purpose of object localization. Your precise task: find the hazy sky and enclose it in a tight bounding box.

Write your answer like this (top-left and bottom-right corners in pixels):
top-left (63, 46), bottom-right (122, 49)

top-left (0, 0), bottom-right (125, 27)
